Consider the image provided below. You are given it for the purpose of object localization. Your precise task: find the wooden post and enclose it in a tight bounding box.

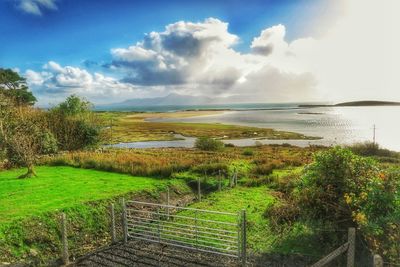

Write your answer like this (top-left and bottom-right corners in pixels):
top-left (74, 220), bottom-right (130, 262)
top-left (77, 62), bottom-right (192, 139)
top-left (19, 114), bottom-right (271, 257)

top-left (347, 227), bottom-right (355, 267)
top-left (241, 210), bottom-right (247, 266)
top-left (197, 177), bottom-right (201, 201)
top-left (373, 254), bottom-right (383, 267)
top-left (110, 204), bottom-right (116, 243)
top-left (218, 170), bottom-right (222, 191)
top-left (131, 162), bottom-right (134, 174)
top-left (122, 198), bottom-right (128, 244)
top-left (61, 213), bottom-right (69, 266)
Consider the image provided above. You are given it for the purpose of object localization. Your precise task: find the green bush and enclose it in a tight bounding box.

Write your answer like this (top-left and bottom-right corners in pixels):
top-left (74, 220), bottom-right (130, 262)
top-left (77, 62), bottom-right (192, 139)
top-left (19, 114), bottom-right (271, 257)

top-left (295, 147), bottom-right (400, 260)
top-left (242, 148), bottom-right (254, 156)
top-left (194, 137), bottom-right (224, 151)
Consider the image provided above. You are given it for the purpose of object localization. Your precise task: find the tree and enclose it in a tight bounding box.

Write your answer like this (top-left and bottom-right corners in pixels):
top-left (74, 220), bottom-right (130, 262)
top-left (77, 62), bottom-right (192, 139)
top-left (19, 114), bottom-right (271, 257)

top-left (0, 68), bottom-right (36, 106)
top-left (1, 106), bottom-right (57, 178)
top-left (47, 95), bottom-right (100, 150)
top-left (55, 94), bottom-right (92, 116)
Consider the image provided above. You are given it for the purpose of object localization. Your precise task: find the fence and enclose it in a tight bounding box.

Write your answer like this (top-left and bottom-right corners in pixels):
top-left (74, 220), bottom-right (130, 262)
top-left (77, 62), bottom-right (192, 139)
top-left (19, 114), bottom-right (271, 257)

top-left (122, 199), bottom-right (247, 265)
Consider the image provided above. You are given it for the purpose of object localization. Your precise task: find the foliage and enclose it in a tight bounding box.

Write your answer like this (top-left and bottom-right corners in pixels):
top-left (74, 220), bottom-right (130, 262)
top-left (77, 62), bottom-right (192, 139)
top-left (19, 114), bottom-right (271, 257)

top-left (195, 137), bottom-right (224, 151)
top-left (0, 68), bottom-right (36, 105)
top-left (349, 141), bottom-right (400, 160)
top-left (54, 94), bottom-right (92, 116)
top-left (47, 95), bottom-right (101, 150)
top-left (275, 147), bottom-right (400, 261)
top-left (0, 106), bottom-right (57, 178)
top-left (242, 148), bottom-right (254, 156)
top-left (40, 146), bottom-right (317, 178)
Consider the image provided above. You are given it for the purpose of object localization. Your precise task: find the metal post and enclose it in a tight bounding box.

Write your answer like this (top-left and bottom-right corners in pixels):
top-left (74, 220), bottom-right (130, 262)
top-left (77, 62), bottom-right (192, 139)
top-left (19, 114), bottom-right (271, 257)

top-left (61, 213), bottom-right (69, 266)
top-left (373, 254), bottom-right (383, 267)
top-left (218, 170), bottom-right (222, 191)
top-left (167, 187), bottom-right (170, 220)
top-left (347, 227), bottom-right (355, 267)
top-left (241, 210), bottom-right (247, 266)
top-left (110, 204), bottom-right (116, 243)
top-left (157, 208), bottom-right (161, 243)
top-left (373, 124), bottom-right (376, 144)
top-left (122, 198), bottom-right (128, 244)
top-left (195, 210), bottom-right (198, 250)
top-left (197, 177), bottom-right (201, 201)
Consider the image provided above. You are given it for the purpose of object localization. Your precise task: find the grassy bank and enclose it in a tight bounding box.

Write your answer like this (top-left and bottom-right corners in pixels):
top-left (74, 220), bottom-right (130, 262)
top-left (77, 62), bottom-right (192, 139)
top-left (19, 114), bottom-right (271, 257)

top-left (0, 166), bottom-right (192, 264)
top-left (99, 111), bottom-right (319, 143)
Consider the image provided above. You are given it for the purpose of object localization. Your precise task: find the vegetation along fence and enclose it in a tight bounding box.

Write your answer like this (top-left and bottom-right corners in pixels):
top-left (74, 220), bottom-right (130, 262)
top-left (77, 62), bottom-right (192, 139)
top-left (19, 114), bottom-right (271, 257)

top-left (122, 199), bottom-right (247, 265)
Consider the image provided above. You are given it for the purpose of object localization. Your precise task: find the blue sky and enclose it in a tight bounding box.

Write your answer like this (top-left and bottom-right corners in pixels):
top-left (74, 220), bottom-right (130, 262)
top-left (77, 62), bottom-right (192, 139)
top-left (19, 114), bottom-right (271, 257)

top-left (1, 0), bottom-right (333, 71)
top-left (1, 0), bottom-right (397, 105)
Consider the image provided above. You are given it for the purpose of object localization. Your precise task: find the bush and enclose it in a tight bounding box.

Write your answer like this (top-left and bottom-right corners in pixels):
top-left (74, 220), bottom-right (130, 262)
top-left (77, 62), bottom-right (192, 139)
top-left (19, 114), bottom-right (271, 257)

top-left (295, 147), bottom-right (400, 260)
top-left (252, 164), bottom-right (275, 176)
top-left (242, 148), bottom-right (254, 156)
top-left (195, 137), bottom-right (224, 151)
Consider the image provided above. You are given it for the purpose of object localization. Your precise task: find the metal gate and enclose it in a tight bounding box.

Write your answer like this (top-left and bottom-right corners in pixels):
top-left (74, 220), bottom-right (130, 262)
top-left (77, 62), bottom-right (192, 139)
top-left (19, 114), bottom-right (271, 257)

top-left (122, 200), bottom-right (247, 265)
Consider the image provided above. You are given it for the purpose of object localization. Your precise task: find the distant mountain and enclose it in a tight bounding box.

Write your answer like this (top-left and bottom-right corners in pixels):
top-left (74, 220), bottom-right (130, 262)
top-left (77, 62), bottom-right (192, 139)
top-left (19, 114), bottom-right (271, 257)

top-left (299, 100), bottom-right (400, 108)
top-left (96, 93), bottom-right (260, 110)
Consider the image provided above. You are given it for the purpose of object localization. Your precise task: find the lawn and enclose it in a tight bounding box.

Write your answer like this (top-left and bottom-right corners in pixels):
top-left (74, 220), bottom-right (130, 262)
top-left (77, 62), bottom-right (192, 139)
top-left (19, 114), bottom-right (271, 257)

top-left (0, 166), bottom-right (171, 223)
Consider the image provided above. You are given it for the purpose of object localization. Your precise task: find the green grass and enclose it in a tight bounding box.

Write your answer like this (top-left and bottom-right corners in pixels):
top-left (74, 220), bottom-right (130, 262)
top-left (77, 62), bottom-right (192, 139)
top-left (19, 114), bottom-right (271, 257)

top-left (179, 186), bottom-right (276, 253)
top-left (0, 166), bottom-right (193, 263)
top-left (0, 166), bottom-right (171, 223)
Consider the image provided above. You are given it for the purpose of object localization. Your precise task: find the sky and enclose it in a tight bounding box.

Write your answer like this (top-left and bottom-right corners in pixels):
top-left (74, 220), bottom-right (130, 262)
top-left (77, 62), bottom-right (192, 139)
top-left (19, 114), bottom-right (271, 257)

top-left (0, 0), bottom-right (399, 106)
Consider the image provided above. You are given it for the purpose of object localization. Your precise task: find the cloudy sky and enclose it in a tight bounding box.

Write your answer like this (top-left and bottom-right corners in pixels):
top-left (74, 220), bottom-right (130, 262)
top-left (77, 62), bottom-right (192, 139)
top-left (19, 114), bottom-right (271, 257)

top-left (1, 0), bottom-right (398, 106)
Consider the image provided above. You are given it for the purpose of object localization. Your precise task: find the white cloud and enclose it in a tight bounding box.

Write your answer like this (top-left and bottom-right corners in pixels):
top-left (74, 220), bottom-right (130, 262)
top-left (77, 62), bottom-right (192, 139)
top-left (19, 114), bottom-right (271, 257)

top-left (25, 1), bottom-right (400, 104)
top-left (25, 62), bottom-right (157, 105)
top-left (108, 18), bottom-right (316, 101)
top-left (17, 0), bottom-right (57, 16)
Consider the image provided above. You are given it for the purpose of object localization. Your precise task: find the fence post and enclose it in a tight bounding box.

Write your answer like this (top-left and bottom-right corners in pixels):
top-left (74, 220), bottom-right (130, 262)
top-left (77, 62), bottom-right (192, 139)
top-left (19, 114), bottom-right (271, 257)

top-left (61, 213), bottom-right (69, 266)
top-left (347, 227), bottom-right (355, 267)
top-left (241, 209), bottom-right (247, 266)
top-left (197, 177), bottom-right (201, 201)
top-left (218, 170), bottom-right (222, 191)
top-left (167, 187), bottom-right (170, 220)
top-left (373, 254), bottom-right (383, 267)
top-left (235, 171), bottom-right (238, 187)
top-left (110, 204), bottom-right (116, 243)
top-left (122, 198), bottom-right (128, 244)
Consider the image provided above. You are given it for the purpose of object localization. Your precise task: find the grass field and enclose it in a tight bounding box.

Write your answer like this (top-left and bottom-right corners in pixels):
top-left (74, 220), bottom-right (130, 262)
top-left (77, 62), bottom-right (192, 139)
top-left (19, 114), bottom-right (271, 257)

top-left (98, 111), bottom-right (318, 143)
top-left (0, 166), bottom-right (173, 223)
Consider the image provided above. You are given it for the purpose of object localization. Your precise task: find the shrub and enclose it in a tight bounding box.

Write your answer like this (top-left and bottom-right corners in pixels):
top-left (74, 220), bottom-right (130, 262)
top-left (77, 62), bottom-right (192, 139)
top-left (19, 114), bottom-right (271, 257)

top-left (295, 147), bottom-right (400, 260)
top-left (252, 164), bottom-right (275, 176)
top-left (242, 148), bottom-right (254, 156)
top-left (195, 137), bottom-right (224, 151)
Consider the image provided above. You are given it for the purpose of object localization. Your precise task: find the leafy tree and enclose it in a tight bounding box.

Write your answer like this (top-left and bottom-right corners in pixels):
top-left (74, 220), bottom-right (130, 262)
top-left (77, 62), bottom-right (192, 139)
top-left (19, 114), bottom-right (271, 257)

top-left (1, 107), bottom-right (58, 178)
top-left (54, 94), bottom-right (92, 116)
top-left (47, 95), bottom-right (100, 150)
top-left (0, 68), bottom-right (36, 106)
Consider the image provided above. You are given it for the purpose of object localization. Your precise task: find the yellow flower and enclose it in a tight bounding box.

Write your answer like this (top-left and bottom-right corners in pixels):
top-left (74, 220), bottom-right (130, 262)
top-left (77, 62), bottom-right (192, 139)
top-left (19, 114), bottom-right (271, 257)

top-left (354, 212), bottom-right (367, 225)
top-left (344, 193), bottom-right (352, 204)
